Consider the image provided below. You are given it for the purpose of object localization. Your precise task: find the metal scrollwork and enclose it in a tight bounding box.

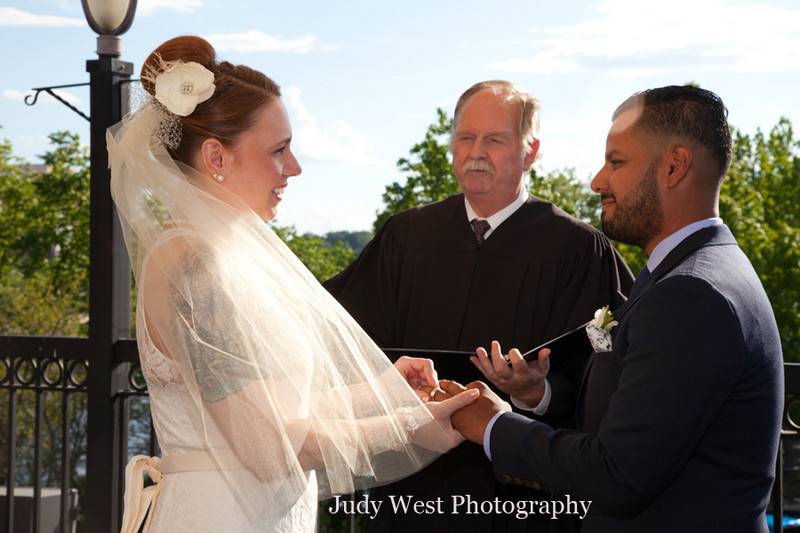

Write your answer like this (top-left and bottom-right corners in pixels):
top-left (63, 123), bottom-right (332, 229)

top-left (0, 358), bottom-right (10, 385)
top-left (41, 357), bottom-right (63, 387)
top-left (128, 363), bottom-right (148, 393)
top-left (15, 358), bottom-right (37, 386)
top-left (66, 359), bottom-right (89, 389)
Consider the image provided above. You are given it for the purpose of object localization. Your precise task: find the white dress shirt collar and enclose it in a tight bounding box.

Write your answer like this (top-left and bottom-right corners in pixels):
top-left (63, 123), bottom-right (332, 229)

top-left (464, 188), bottom-right (529, 240)
top-left (647, 217), bottom-right (723, 272)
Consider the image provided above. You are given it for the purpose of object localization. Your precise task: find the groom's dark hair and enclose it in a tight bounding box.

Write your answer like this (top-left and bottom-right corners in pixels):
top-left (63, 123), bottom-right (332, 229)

top-left (614, 85), bottom-right (732, 178)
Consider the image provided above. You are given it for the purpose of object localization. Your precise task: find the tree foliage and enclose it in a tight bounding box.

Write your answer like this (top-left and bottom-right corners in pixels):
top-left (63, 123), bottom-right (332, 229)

top-left (270, 225), bottom-right (357, 281)
top-left (0, 132), bottom-right (90, 336)
top-left (323, 231), bottom-right (372, 254)
top-left (721, 119), bottom-right (800, 361)
top-left (0, 132), bottom-right (91, 516)
top-left (373, 109), bottom-right (458, 233)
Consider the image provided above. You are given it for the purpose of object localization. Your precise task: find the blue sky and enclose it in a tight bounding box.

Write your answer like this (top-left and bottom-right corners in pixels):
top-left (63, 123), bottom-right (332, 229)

top-left (2, 0), bottom-right (799, 233)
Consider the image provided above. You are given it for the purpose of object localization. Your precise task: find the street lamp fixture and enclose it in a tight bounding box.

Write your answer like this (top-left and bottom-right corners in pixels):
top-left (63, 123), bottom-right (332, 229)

top-left (80, 1), bottom-right (138, 531)
top-left (21, 1), bottom-right (139, 530)
top-left (81, 0), bottom-right (138, 56)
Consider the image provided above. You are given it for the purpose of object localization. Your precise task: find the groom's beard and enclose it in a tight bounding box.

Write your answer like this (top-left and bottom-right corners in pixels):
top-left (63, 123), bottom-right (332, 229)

top-left (601, 160), bottom-right (663, 248)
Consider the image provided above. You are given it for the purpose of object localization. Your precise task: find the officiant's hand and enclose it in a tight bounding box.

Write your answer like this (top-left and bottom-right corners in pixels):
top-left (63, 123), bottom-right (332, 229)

top-left (394, 356), bottom-right (438, 401)
top-left (437, 379), bottom-right (511, 445)
top-left (471, 341), bottom-right (550, 408)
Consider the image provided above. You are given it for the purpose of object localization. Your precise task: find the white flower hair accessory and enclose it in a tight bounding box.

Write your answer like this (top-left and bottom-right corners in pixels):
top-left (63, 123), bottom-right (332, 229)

top-left (153, 60), bottom-right (215, 117)
top-left (585, 305), bottom-right (618, 353)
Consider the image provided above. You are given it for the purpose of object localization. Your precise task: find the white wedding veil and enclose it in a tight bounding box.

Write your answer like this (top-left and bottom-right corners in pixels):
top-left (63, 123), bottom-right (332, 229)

top-left (108, 97), bottom-right (454, 525)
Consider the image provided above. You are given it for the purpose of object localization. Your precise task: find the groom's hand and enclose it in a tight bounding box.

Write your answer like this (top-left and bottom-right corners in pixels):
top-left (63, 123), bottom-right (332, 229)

top-left (394, 356), bottom-right (438, 401)
top-left (471, 341), bottom-right (550, 408)
top-left (439, 379), bottom-right (511, 445)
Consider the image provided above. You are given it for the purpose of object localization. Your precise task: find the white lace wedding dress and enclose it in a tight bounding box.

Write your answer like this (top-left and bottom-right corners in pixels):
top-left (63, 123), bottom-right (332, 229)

top-left (136, 302), bottom-right (318, 533)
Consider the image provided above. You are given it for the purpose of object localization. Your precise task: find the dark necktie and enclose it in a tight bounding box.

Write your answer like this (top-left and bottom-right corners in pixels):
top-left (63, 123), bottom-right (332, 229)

top-left (630, 266), bottom-right (652, 298)
top-left (470, 218), bottom-right (491, 245)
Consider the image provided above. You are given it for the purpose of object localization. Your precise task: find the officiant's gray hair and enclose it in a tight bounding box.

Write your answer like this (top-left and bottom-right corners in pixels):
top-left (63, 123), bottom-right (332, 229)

top-left (452, 80), bottom-right (541, 155)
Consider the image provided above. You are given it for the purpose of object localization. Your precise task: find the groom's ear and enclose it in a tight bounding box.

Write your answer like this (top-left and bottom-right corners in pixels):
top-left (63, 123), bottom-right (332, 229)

top-left (200, 138), bottom-right (226, 175)
top-left (665, 144), bottom-right (692, 189)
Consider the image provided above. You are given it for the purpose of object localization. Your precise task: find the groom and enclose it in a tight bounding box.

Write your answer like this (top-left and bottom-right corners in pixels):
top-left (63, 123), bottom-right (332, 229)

top-left (444, 85), bottom-right (784, 532)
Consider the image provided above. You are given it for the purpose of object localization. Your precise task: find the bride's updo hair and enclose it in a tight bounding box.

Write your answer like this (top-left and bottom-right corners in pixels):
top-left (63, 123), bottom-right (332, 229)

top-left (141, 35), bottom-right (281, 165)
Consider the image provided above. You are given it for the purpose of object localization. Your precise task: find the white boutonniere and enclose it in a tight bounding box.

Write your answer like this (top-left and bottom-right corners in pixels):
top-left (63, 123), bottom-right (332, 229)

top-left (585, 305), bottom-right (618, 353)
top-left (154, 61), bottom-right (215, 117)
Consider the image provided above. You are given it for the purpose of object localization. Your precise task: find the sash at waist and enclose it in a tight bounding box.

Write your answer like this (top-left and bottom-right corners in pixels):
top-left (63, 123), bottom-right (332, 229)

top-left (120, 449), bottom-right (242, 533)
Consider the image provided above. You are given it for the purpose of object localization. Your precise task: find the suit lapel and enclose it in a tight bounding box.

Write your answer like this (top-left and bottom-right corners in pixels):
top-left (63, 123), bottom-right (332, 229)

top-left (613, 225), bottom-right (736, 322)
top-left (576, 224), bottom-right (737, 428)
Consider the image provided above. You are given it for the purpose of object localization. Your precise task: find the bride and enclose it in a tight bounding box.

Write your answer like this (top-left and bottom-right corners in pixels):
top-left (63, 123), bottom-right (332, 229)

top-left (109, 35), bottom-right (478, 533)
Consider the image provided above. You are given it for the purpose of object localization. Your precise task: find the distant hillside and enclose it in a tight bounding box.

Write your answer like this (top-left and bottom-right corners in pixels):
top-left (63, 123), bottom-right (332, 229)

top-left (321, 231), bottom-right (372, 254)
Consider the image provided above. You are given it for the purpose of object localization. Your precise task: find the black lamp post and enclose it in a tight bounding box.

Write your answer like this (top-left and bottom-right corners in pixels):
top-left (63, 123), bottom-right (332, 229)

top-left (80, 1), bottom-right (137, 531)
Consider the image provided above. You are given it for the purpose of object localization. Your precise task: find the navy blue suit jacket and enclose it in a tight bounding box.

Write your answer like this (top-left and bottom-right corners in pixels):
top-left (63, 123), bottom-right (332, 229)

top-left (490, 225), bottom-right (783, 532)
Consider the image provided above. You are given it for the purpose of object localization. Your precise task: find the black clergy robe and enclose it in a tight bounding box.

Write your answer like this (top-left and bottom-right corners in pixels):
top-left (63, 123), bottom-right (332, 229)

top-left (324, 193), bottom-right (633, 533)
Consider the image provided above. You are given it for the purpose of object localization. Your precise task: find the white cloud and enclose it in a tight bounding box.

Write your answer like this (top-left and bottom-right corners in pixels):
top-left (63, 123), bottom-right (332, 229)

top-left (3, 89), bottom-right (28, 101)
top-left (283, 86), bottom-right (385, 167)
top-left (137, 0), bottom-right (205, 15)
top-left (0, 7), bottom-right (83, 26)
top-left (488, 0), bottom-right (800, 74)
top-left (607, 67), bottom-right (672, 79)
top-left (209, 30), bottom-right (316, 54)
top-left (3, 89), bottom-right (82, 106)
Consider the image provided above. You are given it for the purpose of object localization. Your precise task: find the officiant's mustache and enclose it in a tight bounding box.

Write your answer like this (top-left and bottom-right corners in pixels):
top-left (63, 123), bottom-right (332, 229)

top-left (462, 159), bottom-right (495, 174)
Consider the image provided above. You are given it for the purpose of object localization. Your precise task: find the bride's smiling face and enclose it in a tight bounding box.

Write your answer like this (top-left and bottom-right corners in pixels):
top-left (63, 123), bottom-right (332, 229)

top-left (210, 98), bottom-right (302, 220)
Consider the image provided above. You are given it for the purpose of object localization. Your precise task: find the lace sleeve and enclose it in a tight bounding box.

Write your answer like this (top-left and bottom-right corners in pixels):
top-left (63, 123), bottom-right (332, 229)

top-left (169, 251), bottom-right (260, 403)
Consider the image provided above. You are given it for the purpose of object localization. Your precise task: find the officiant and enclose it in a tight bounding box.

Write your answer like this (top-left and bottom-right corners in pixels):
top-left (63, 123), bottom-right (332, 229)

top-left (324, 80), bottom-right (633, 532)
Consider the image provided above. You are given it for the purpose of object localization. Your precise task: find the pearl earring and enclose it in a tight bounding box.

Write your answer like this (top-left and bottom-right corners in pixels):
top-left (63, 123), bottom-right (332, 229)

top-left (212, 173), bottom-right (225, 183)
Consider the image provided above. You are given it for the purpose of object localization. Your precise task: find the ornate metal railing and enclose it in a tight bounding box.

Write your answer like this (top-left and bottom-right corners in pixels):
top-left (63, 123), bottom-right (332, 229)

top-left (0, 336), bottom-right (150, 533)
top-left (1, 337), bottom-right (88, 533)
top-left (773, 362), bottom-right (800, 533)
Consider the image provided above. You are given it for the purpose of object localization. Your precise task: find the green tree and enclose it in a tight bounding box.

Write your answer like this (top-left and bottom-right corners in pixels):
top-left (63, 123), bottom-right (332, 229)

top-left (323, 231), bottom-right (372, 254)
top-left (373, 109), bottom-right (458, 232)
top-left (271, 225), bottom-right (357, 281)
top-left (722, 119), bottom-right (800, 361)
top-left (529, 167), bottom-right (600, 225)
top-left (0, 132), bottom-right (90, 336)
top-left (0, 133), bottom-right (91, 524)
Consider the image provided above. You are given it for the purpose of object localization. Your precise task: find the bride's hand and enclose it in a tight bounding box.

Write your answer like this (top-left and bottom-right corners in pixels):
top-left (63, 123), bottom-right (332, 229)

top-left (412, 388), bottom-right (480, 452)
top-left (394, 356), bottom-right (438, 401)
